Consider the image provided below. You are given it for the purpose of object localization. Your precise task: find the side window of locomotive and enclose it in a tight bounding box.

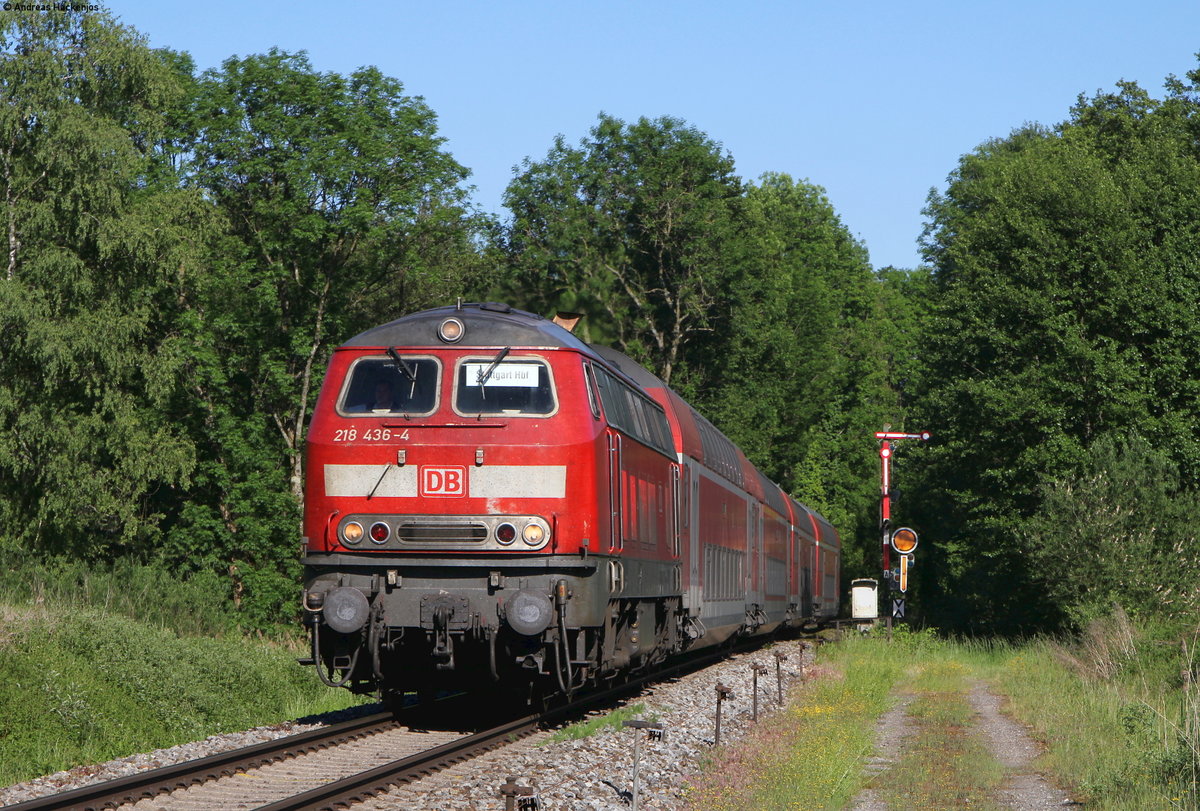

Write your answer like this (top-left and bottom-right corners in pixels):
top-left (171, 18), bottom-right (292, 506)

top-left (454, 358), bottom-right (556, 415)
top-left (592, 366), bottom-right (673, 457)
top-left (337, 357), bottom-right (440, 416)
top-left (583, 363), bottom-right (601, 419)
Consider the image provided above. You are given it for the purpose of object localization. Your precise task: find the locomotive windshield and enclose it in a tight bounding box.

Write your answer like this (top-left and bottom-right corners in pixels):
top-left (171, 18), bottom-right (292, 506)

top-left (454, 357), bottom-right (556, 415)
top-left (338, 356), bottom-right (440, 416)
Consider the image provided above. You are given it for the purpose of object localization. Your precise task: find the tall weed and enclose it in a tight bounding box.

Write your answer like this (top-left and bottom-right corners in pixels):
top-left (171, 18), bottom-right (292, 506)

top-left (996, 609), bottom-right (1200, 808)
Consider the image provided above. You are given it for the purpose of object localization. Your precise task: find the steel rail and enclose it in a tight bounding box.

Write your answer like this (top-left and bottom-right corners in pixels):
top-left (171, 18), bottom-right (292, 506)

top-left (253, 650), bottom-right (748, 811)
top-left (257, 711), bottom-right (544, 811)
top-left (252, 649), bottom-right (754, 811)
top-left (4, 711), bottom-right (399, 811)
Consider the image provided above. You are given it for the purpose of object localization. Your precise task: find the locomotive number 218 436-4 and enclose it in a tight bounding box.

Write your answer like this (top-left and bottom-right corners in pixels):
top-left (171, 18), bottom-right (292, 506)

top-left (333, 427), bottom-right (409, 442)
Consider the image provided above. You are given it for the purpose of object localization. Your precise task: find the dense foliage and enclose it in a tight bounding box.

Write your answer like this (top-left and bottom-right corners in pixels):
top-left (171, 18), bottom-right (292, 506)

top-left (5, 8), bottom-right (1200, 636)
top-left (0, 11), bottom-right (493, 623)
top-left (0, 11), bottom-right (200, 557)
top-left (912, 68), bottom-right (1200, 632)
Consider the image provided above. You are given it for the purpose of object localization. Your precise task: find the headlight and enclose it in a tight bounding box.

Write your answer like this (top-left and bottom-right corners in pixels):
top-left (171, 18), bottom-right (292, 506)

top-left (343, 521), bottom-right (364, 544)
top-left (324, 587), bottom-right (370, 633)
top-left (438, 317), bottom-right (464, 343)
top-left (522, 522), bottom-right (546, 546)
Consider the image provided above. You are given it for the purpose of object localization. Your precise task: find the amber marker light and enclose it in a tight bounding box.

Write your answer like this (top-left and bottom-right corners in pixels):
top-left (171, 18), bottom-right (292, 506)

top-left (438, 317), bottom-right (464, 343)
top-left (890, 527), bottom-right (919, 554)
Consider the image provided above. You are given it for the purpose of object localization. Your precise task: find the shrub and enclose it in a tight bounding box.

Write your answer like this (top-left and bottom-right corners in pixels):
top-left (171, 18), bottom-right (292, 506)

top-left (1024, 434), bottom-right (1200, 628)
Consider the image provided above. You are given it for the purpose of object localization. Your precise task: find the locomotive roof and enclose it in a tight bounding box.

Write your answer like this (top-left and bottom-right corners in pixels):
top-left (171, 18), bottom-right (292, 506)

top-left (342, 302), bottom-right (597, 354)
top-left (343, 303), bottom-right (661, 399)
top-left (588, 345), bottom-right (668, 391)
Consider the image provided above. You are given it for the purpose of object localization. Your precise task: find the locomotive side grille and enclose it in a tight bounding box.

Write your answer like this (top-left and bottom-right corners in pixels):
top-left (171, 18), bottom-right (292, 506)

top-left (397, 522), bottom-right (488, 543)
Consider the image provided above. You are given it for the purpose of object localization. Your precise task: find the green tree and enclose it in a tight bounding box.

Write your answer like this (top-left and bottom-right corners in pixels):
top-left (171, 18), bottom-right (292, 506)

top-left (913, 64), bottom-right (1200, 632)
top-left (0, 9), bottom-right (208, 556)
top-left (502, 114), bottom-right (742, 388)
top-left (506, 127), bottom-right (909, 569)
top-left (186, 48), bottom-right (485, 501)
top-left (700, 173), bottom-right (902, 572)
top-left (170, 49), bottom-right (490, 618)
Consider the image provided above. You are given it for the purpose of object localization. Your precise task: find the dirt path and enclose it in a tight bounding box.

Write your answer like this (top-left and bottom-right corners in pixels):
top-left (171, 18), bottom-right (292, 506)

top-left (966, 681), bottom-right (1077, 809)
top-left (849, 695), bottom-right (917, 811)
top-left (850, 680), bottom-right (1077, 810)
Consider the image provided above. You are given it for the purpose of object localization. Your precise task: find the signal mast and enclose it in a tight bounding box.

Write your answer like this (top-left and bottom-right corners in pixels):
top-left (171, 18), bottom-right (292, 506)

top-left (875, 428), bottom-right (930, 622)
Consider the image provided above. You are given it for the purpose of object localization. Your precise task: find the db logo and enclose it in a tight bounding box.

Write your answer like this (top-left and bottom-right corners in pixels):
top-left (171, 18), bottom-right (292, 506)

top-left (420, 466), bottom-right (467, 497)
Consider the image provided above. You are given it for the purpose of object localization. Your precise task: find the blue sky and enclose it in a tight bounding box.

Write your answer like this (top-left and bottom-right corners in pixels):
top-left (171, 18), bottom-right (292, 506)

top-left (112, 1), bottom-right (1198, 270)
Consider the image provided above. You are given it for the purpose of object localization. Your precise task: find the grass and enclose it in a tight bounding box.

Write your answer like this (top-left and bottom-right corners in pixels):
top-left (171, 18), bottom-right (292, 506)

top-left (686, 616), bottom-right (1200, 810)
top-left (683, 636), bottom-right (904, 810)
top-left (0, 604), bottom-right (365, 786)
top-left (546, 702), bottom-right (655, 743)
top-left (994, 611), bottom-right (1200, 809)
top-left (0, 555), bottom-right (365, 787)
top-left (873, 658), bottom-right (1005, 810)
top-left (0, 554), bottom-right (240, 636)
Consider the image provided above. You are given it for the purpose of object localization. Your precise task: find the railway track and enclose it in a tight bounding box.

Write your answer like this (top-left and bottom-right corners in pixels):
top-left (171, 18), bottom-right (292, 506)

top-left (4, 681), bottom-right (622, 810)
top-left (7, 636), bottom-right (808, 811)
top-left (4, 705), bottom-right (542, 811)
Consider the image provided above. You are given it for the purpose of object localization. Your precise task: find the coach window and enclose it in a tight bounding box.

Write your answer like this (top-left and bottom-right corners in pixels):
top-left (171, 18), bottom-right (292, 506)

top-left (338, 356), bottom-right (440, 416)
top-left (453, 357), bottom-right (557, 416)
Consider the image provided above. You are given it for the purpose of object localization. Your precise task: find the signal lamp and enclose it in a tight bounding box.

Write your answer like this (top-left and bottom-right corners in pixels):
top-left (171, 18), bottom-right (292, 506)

top-left (369, 522), bottom-right (390, 544)
top-left (496, 522), bottom-right (517, 545)
top-left (890, 527), bottom-right (919, 554)
top-left (438, 317), bottom-right (465, 343)
top-left (343, 521), bottom-right (364, 544)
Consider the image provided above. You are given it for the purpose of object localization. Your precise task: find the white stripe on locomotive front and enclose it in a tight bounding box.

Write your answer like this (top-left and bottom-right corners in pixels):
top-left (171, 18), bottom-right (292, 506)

top-left (323, 464), bottom-right (567, 499)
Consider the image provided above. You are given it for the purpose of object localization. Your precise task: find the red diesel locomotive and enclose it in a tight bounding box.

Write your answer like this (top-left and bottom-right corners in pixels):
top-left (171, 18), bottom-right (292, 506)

top-left (301, 302), bottom-right (839, 702)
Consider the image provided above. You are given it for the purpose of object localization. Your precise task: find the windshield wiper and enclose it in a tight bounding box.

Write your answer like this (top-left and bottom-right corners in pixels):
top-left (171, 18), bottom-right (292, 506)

top-left (366, 463), bottom-right (392, 500)
top-left (387, 347), bottom-right (418, 410)
top-left (476, 346), bottom-right (510, 386)
top-left (387, 347), bottom-right (417, 382)
top-left (474, 346), bottom-right (510, 419)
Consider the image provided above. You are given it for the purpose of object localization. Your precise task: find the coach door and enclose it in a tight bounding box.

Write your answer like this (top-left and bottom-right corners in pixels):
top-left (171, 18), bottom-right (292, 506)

top-left (686, 461), bottom-right (701, 612)
top-left (607, 430), bottom-right (623, 552)
top-left (748, 501), bottom-right (764, 607)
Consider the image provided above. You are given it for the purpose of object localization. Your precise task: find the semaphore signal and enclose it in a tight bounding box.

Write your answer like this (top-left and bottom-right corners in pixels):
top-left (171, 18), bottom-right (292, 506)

top-left (875, 427), bottom-right (929, 621)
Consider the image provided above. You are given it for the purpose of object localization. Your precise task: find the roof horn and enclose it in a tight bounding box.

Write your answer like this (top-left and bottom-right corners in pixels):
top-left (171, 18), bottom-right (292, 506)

top-left (552, 311), bottom-right (583, 333)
